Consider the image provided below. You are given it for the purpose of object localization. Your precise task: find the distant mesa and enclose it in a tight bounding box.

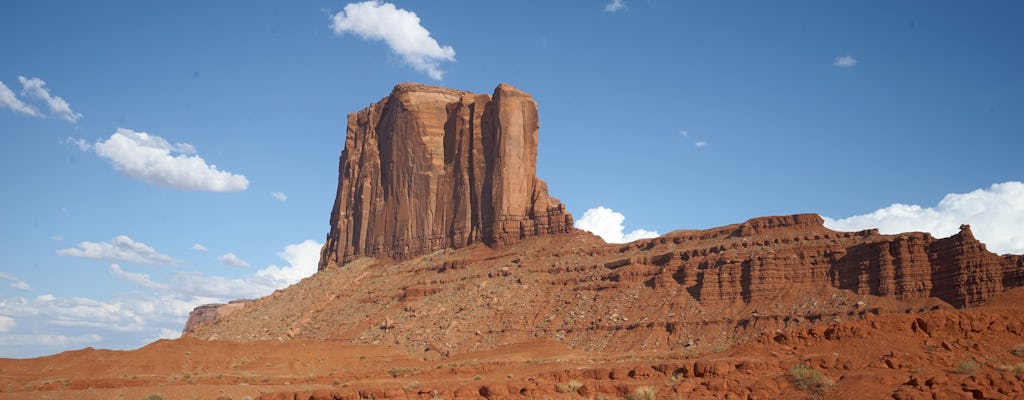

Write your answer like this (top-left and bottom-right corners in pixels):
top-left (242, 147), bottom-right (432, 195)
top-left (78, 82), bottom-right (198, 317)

top-left (318, 83), bottom-right (574, 268)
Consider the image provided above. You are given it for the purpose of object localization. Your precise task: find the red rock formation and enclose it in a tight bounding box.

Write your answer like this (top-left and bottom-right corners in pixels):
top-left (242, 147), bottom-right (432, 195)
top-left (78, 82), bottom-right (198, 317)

top-left (192, 213), bottom-right (1024, 357)
top-left (181, 300), bottom-right (250, 335)
top-left (318, 83), bottom-right (573, 268)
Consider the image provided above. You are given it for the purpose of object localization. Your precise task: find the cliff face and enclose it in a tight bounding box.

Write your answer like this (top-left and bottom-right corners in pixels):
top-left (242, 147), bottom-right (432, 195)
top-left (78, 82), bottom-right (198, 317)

top-left (318, 83), bottom-right (573, 268)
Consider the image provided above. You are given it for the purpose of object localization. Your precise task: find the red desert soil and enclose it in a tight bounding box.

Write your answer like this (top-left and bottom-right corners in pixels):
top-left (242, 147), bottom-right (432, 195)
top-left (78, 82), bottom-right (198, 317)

top-left (3, 287), bottom-right (1024, 399)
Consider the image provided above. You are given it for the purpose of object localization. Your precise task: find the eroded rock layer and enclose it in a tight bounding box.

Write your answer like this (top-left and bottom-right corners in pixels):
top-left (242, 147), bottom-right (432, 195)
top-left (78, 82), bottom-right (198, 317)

top-left (192, 214), bottom-right (1024, 357)
top-left (318, 83), bottom-right (573, 268)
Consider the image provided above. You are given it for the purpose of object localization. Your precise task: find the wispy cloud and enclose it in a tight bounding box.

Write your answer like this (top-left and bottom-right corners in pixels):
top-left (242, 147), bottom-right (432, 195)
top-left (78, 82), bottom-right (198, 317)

top-left (330, 1), bottom-right (455, 80)
top-left (18, 76), bottom-right (82, 123)
top-left (575, 206), bottom-right (658, 243)
top-left (217, 253), bottom-right (251, 269)
top-left (57, 235), bottom-right (177, 265)
top-left (604, 0), bottom-right (628, 13)
top-left (1, 239), bottom-right (323, 357)
top-left (190, 243), bottom-right (208, 252)
top-left (0, 273), bottom-right (31, 292)
top-left (0, 80), bottom-right (42, 118)
top-left (91, 128), bottom-right (249, 192)
top-left (824, 181), bottom-right (1024, 255)
top-left (694, 140), bottom-right (709, 148)
top-left (271, 191), bottom-right (288, 202)
top-left (833, 54), bottom-right (858, 67)
top-left (110, 264), bottom-right (168, 290)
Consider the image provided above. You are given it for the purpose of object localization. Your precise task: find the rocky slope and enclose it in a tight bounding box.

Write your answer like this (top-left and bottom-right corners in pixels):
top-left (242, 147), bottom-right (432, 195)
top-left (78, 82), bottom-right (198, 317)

top-left (7, 288), bottom-right (1024, 400)
top-left (190, 215), bottom-right (1024, 359)
top-left (318, 83), bottom-right (573, 267)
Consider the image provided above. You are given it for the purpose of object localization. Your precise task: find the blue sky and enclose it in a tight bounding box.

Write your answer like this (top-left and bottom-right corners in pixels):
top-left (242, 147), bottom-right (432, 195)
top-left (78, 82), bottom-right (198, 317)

top-left (1, 1), bottom-right (1022, 358)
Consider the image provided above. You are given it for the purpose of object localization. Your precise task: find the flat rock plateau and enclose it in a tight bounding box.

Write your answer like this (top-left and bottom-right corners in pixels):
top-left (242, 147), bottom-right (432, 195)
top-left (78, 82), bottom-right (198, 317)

top-left (3, 83), bottom-right (1023, 400)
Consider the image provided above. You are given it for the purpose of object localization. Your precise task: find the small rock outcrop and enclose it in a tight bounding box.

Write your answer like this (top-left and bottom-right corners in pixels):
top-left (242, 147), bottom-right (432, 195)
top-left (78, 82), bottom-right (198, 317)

top-left (318, 83), bottom-right (573, 268)
top-left (181, 300), bottom-right (251, 335)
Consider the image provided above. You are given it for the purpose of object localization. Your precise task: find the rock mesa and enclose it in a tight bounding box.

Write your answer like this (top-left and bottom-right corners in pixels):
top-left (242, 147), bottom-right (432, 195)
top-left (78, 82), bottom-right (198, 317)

top-left (319, 83), bottom-right (573, 268)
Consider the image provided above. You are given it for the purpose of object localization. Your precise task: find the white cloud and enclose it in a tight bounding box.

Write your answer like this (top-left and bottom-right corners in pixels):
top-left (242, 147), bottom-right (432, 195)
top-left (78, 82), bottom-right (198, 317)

top-left (93, 128), bottom-right (249, 192)
top-left (61, 136), bottom-right (92, 152)
top-left (57, 235), bottom-right (177, 265)
top-left (0, 80), bottom-right (42, 117)
top-left (157, 327), bottom-right (180, 340)
top-left (271, 191), bottom-right (288, 202)
top-left (0, 240), bottom-right (323, 357)
top-left (604, 0), bottom-right (628, 13)
top-left (51, 235), bottom-right (63, 241)
top-left (190, 243), bottom-right (208, 252)
top-left (679, 130), bottom-right (689, 137)
top-left (575, 206), bottom-right (659, 243)
top-left (18, 76), bottom-right (82, 123)
top-left (217, 253), bottom-right (251, 269)
top-left (0, 273), bottom-right (31, 292)
top-left (0, 333), bottom-right (103, 347)
top-left (251, 240), bottom-right (324, 289)
top-left (694, 140), bottom-right (709, 148)
top-left (330, 1), bottom-right (456, 80)
top-left (824, 181), bottom-right (1024, 255)
top-left (833, 54), bottom-right (858, 67)
top-left (110, 264), bottom-right (169, 290)
top-left (0, 316), bottom-right (14, 332)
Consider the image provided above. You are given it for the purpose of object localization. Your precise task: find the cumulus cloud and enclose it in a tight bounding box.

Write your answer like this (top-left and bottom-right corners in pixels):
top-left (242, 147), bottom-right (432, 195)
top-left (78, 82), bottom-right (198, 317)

top-left (190, 243), bottom-right (208, 252)
top-left (57, 235), bottom-right (177, 265)
top-left (330, 1), bottom-right (456, 80)
top-left (0, 316), bottom-right (14, 332)
top-left (604, 0), bottom-right (628, 12)
top-left (575, 206), bottom-right (659, 243)
top-left (695, 140), bottom-right (709, 148)
top-left (93, 128), bottom-right (249, 192)
top-left (833, 55), bottom-right (858, 67)
top-left (271, 191), bottom-right (288, 202)
top-left (0, 80), bottom-right (42, 117)
top-left (110, 264), bottom-right (168, 290)
top-left (17, 76), bottom-right (82, 123)
top-left (824, 181), bottom-right (1024, 255)
top-left (217, 253), bottom-right (251, 269)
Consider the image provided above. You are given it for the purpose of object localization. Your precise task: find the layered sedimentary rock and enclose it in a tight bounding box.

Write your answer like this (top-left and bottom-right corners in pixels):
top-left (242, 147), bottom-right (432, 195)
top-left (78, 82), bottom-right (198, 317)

top-left (192, 213), bottom-right (1024, 356)
top-left (318, 83), bottom-right (573, 268)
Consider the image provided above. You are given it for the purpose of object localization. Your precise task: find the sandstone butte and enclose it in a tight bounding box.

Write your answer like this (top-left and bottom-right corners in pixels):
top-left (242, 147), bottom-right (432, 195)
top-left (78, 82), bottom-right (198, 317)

top-left (6, 83), bottom-right (1024, 400)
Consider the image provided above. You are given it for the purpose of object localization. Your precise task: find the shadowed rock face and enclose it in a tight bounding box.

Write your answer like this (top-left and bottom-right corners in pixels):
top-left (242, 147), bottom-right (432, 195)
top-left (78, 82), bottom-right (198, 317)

top-left (318, 83), bottom-right (573, 268)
